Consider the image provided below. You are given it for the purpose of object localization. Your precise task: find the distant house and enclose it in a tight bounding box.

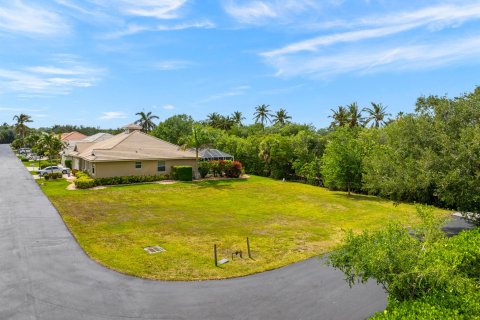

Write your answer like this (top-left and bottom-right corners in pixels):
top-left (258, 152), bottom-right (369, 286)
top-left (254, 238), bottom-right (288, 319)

top-left (69, 124), bottom-right (197, 178)
top-left (61, 131), bottom-right (87, 142)
top-left (62, 132), bottom-right (113, 166)
top-left (197, 149), bottom-right (234, 161)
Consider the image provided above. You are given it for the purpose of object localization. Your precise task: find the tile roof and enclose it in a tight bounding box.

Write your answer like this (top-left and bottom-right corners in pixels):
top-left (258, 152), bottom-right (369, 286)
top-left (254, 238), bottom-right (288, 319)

top-left (72, 130), bottom-right (196, 162)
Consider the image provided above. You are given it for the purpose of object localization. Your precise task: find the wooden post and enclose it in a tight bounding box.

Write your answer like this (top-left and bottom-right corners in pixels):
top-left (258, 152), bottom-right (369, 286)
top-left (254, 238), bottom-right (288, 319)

top-left (247, 237), bottom-right (252, 259)
top-left (214, 244), bottom-right (218, 267)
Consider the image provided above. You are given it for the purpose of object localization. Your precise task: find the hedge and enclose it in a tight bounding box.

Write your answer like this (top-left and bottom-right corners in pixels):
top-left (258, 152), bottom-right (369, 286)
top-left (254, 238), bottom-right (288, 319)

top-left (199, 160), bottom-right (243, 178)
top-left (74, 172), bottom-right (170, 189)
top-left (65, 160), bottom-right (72, 169)
top-left (171, 166), bottom-right (193, 181)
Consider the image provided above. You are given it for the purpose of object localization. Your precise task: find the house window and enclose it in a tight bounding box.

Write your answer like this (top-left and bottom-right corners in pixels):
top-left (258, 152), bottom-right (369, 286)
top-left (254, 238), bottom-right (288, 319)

top-left (92, 164), bottom-right (95, 175)
top-left (135, 161), bottom-right (142, 169)
top-left (157, 160), bottom-right (166, 172)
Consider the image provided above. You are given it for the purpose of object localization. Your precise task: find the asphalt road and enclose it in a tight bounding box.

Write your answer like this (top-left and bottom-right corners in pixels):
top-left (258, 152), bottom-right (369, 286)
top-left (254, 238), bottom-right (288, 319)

top-left (2, 143), bottom-right (453, 320)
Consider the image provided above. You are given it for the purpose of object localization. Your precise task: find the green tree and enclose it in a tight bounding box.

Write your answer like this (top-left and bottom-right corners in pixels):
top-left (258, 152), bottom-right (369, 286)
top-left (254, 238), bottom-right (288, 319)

top-left (37, 132), bottom-right (65, 170)
top-left (151, 114), bottom-right (194, 145)
top-left (12, 113), bottom-right (32, 145)
top-left (347, 102), bottom-right (364, 127)
top-left (253, 104), bottom-right (272, 128)
top-left (321, 127), bottom-right (363, 194)
top-left (329, 106), bottom-right (349, 128)
top-left (180, 123), bottom-right (219, 171)
top-left (231, 111), bottom-right (245, 126)
top-left (135, 111), bottom-right (159, 133)
top-left (363, 102), bottom-right (391, 128)
top-left (272, 108), bottom-right (292, 126)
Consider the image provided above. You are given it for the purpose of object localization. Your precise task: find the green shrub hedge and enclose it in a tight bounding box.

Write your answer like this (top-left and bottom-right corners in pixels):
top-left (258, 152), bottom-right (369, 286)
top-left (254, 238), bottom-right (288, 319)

top-left (65, 160), bottom-right (72, 169)
top-left (198, 161), bottom-right (210, 178)
top-left (74, 172), bottom-right (170, 189)
top-left (171, 166), bottom-right (193, 181)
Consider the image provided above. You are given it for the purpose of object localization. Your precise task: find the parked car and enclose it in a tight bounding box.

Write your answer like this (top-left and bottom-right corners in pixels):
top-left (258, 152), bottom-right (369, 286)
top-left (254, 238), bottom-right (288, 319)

top-left (18, 148), bottom-right (31, 155)
top-left (38, 166), bottom-right (70, 176)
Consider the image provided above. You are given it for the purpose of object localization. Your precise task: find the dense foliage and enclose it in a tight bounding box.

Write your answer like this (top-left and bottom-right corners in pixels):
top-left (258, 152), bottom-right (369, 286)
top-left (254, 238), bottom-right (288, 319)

top-left (328, 206), bottom-right (480, 319)
top-left (0, 123), bottom-right (15, 144)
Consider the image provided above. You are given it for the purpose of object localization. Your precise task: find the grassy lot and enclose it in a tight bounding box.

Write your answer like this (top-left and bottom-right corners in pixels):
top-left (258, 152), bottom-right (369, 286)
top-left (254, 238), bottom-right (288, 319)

top-left (39, 176), bottom-right (448, 280)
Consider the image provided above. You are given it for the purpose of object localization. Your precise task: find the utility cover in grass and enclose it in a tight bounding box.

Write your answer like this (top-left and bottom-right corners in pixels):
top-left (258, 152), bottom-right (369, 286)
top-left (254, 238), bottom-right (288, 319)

top-left (144, 246), bottom-right (166, 254)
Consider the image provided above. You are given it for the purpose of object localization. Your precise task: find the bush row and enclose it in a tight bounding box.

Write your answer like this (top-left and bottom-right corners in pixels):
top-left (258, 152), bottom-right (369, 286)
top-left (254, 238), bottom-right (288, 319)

top-left (198, 160), bottom-right (243, 178)
top-left (171, 166), bottom-right (193, 181)
top-left (74, 172), bottom-right (170, 189)
top-left (44, 172), bottom-right (63, 180)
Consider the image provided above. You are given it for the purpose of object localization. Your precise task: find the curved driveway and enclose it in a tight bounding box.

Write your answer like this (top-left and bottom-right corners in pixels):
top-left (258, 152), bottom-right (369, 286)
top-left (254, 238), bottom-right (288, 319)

top-left (0, 144), bottom-right (388, 320)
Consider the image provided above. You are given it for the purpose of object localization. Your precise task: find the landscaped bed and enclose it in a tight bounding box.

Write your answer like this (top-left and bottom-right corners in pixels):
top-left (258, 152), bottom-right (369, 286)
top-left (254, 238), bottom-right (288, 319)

top-left (38, 176), bottom-right (449, 280)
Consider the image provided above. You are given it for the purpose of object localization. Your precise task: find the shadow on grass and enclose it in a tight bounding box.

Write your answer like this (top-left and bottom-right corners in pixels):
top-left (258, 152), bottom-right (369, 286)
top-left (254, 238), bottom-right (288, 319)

top-left (336, 192), bottom-right (395, 204)
top-left (193, 178), bottom-right (249, 189)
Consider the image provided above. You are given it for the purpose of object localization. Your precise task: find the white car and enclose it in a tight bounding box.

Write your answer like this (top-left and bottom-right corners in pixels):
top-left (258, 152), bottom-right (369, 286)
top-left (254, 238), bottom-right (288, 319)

top-left (38, 166), bottom-right (70, 176)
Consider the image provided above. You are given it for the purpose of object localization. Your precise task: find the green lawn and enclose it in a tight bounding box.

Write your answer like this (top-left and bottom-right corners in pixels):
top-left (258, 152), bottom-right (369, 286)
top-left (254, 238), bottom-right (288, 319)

top-left (38, 176), bottom-right (448, 280)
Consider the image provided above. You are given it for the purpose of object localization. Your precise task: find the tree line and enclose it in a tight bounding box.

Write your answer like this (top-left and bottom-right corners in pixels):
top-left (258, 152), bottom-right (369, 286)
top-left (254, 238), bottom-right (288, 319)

top-left (7, 87), bottom-right (480, 221)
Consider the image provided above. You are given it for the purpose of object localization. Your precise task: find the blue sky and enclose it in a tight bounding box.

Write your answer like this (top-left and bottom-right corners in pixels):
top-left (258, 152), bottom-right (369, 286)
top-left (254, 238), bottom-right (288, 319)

top-left (1, 0), bottom-right (480, 129)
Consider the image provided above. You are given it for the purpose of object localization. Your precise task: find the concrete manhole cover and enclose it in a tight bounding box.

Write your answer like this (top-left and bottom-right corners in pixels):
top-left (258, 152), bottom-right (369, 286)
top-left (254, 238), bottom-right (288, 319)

top-left (144, 246), bottom-right (166, 254)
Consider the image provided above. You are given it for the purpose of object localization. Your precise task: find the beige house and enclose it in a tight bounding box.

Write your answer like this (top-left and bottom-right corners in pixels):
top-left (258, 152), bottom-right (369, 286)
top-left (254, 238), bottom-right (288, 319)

top-left (62, 132), bottom-right (114, 166)
top-left (70, 125), bottom-right (197, 178)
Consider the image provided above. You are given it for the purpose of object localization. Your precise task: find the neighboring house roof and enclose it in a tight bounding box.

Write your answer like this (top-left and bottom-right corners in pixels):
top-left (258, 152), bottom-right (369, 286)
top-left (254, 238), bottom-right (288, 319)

top-left (196, 148), bottom-right (234, 160)
top-left (81, 132), bottom-right (114, 143)
top-left (71, 130), bottom-right (197, 162)
top-left (61, 131), bottom-right (88, 141)
top-left (63, 133), bottom-right (114, 156)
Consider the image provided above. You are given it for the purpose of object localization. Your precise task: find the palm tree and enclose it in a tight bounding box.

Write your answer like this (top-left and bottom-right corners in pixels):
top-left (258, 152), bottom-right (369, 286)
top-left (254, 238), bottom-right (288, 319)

top-left (273, 108), bottom-right (292, 126)
top-left (253, 104), bottom-right (272, 128)
top-left (37, 132), bottom-right (65, 170)
top-left (206, 112), bottom-right (221, 127)
top-left (135, 111), bottom-right (159, 133)
top-left (363, 102), bottom-right (391, 128)
top-left (231, 111), bottom-right (245, 126)
top-left (329, 106), bottom-right (349, 128)
top-left (12, 113), bottom-right (32, 144)
top-left (217, 116), bottom-right (234, 131)
top-left (347, 102), bottom-right (363, 127)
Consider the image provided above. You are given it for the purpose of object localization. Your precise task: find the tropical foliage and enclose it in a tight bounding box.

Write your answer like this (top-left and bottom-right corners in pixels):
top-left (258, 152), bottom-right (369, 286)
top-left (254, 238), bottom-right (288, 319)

top-left (135, 111), bottom-right (159, 132)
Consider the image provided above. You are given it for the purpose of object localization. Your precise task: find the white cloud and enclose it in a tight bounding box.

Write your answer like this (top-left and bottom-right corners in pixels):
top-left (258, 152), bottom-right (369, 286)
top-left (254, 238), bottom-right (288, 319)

top-left (260, 2), bottom-right (480, 77)
top-left (224, 0), bottom-right (318, 24)
top-left (103, 20), bottom-right (214, 39)
top-left (98, 112), bottom-right (128, 120)
top-left (118, 0), bottom-right (188, 19)
top-left (0, 0), bottom-right (68, 36)
top-left (202, 85), bottom-right (250, 103)
top-left (0, 57), bottom-right (104, 96)
top-left (162, 104), bottom-right (175, 110)
top-left (267, 35), bottom-right (480, 78)
top-left (155, 60), bottom-right (192, 70)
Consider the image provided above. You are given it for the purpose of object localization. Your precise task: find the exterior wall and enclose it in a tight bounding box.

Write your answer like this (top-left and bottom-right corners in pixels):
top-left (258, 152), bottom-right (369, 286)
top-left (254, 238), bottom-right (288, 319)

top-left (93, 159), bottom-right (197, 178)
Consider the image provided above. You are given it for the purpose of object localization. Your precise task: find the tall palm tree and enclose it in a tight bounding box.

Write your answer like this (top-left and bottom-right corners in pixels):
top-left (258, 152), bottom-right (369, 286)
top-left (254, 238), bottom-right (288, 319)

top-left (217, 116), bottom-right (235, 131)
top-left (135, 111), bottom-right (159, 133)
top-left (273, 108), bottom-right (292, 126)
top-left (347, 102), bottom-right (363, 127)
top-left (329, 106), bottom-right (349, 128)
top-left (12, 113), bottom-right (32, 143)
top-left (363, 102), bottom-right (391, 128)
top-left (253, 104), bottom-right (272, 128)
top-left (37, 132), bottom-right (65, 169)
top-left (206, 112), bottom-right (221, 127)
top-left (231, 111), bottom-right (245, 126)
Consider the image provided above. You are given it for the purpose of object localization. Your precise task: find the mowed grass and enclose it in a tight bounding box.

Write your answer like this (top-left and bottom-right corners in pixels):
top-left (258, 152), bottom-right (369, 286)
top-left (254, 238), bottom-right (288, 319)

top-left (39, 176), bottom-right (448, 280)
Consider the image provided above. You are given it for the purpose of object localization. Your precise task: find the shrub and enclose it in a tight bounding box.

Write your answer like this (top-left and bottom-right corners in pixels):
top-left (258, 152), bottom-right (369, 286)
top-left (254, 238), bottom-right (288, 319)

top-left (74, 173), bottom-right (169, 189)
top-left (223, 160), bottom-right (243, 178)
top-left (72, 169), bottom-right (78, 176)
top-left (75, 177), bottom-right (95, 189)
top-left (172, 166), bottom-right (193, 181)
top-left (198, 161), bottom-right (210, 178)
top-left (65, 160), bottom-right (72, 169)
top-left (210, 161), bottom-right (221, 177)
